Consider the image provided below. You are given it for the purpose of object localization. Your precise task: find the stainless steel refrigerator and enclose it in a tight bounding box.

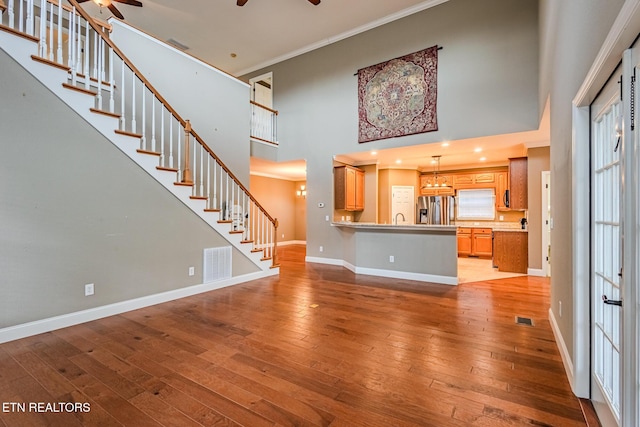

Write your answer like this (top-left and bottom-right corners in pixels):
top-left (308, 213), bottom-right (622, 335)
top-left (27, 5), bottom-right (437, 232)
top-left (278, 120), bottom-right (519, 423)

top-left (416, 195), bottom-right (455, 225)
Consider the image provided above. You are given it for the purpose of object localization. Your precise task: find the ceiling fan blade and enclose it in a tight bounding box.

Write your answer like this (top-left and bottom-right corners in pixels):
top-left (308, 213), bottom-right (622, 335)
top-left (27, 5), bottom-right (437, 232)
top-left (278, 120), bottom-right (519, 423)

top-left (75, 0), bottom-right (90, 3)
top-left (308, 0), bottom-right (320, 4)
top-left (107, 3), bottom-right (125, 19)
top-left (237, 0), bottom-right (248, 5)
top-left (114, 0), bottom-right (143, 7)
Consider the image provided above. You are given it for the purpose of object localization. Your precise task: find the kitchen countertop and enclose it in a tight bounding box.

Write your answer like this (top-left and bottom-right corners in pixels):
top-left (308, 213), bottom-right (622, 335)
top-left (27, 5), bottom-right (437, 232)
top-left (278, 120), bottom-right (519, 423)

top-left (332, 222), bottom-right (457, 232)
top-left (492, 228), bottom-right (529, 233)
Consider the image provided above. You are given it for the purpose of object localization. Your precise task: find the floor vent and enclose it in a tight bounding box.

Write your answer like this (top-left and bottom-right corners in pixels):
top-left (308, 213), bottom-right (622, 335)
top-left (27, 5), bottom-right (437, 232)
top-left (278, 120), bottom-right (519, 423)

top-left (515, 316), bottom-right (534, 326)
top-left (203, 246), bottom-right (232, 283)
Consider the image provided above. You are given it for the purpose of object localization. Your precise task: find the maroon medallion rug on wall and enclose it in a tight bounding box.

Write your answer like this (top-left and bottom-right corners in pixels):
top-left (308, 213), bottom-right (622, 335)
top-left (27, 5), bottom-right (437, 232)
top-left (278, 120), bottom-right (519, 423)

top-left (357, 45), bottom-right (438, 143)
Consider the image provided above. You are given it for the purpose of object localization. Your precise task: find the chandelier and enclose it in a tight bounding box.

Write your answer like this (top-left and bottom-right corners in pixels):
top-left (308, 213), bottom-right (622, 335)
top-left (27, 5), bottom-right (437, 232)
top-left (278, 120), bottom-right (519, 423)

top-left (422, 155), bottom-right (450, 188)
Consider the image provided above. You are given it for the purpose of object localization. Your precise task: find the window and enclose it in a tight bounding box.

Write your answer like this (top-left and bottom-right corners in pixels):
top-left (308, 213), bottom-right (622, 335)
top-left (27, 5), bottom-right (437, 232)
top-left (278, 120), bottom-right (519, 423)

top-left (456, 189), bottom-right (495, 220)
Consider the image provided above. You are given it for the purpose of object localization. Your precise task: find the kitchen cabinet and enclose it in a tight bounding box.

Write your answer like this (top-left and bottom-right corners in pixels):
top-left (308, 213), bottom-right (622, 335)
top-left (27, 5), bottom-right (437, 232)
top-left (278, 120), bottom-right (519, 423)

top-left (495, 171), bottom-right (509, 210)
top-left (334, 166), bottom-right (364, 211)
top-left (457, 227), bottom-right (492, 258)
top-left (493, 231), bottom-right (528, 273)
top-left (453, 172), bottom-right (495, 187)
top-left (508, 157), bottom-right (528, 210)
top-left (457, 228), bottom-right (472, 256)
top-left (472, 228), bottom-right (493, 257)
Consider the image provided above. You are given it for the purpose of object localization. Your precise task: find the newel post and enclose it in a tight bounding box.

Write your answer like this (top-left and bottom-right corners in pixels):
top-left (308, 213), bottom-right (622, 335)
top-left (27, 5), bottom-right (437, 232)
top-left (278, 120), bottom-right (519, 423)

top-left (272, 218), bottom-right (279, 267)
top-left (182, 120), bottom-right (193, 184)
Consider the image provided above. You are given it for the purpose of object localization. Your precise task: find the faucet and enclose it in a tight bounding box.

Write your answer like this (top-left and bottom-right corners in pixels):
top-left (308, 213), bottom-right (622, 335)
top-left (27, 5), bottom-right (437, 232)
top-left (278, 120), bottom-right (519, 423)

top-left (394, 212), bottom-right (406, 225)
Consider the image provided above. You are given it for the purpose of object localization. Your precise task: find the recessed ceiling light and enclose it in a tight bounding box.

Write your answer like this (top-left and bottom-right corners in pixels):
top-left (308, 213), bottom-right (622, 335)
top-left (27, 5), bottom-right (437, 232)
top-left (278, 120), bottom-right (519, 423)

top-left (480, 157), bottom-right (487, 161)
top-left (441, 142), bottom-right (450, 147)
top-left (396, 159), bottom-right (402, 164)
top-left (474, 147), bottom-right (482, 153)
top-left (371, 151), bottom-right (377, 156)
top-left (230, 53), bottom-right (237, 58)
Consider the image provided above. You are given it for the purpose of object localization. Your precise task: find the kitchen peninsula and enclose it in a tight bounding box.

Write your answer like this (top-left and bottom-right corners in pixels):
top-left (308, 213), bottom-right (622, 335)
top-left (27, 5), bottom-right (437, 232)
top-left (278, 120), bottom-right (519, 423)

top-left (332, 222), bottom-right (458, 285)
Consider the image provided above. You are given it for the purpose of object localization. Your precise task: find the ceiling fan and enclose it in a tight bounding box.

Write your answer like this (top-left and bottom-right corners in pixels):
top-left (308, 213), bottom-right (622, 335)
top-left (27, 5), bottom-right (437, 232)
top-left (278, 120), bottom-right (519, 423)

top-left (77, 0), bottom-right (142, 20)
top-left (237, 0), bottom-right (320, 6)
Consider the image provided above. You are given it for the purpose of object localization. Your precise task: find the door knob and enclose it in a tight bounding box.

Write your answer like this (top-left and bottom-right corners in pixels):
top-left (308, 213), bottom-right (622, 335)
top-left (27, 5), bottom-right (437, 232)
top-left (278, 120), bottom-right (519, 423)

top-left (602, 295), bottom-right (622, 307)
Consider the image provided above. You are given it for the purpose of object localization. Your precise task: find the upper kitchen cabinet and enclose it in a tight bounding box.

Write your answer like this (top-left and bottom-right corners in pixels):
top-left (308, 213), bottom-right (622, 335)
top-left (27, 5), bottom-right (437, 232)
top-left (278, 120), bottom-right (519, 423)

top-left (495, 171), bottom-right (509, 210)
top-left (335, 165), bottom-right (364, 211)
top-left (508, 157), bottom-right (528, 210)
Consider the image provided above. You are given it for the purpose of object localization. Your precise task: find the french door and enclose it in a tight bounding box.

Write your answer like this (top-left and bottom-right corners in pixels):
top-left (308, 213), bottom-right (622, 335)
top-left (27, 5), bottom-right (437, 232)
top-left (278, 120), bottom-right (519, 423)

top-left (590, 47), bottom-right (639, 427)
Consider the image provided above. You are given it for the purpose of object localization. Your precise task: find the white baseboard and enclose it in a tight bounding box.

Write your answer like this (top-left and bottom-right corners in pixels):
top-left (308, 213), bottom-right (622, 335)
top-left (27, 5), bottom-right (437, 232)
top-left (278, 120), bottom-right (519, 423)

top-left (548, 307), bottom-right (575, 391)
top-left (0, 269), bottom-right (277, 344)
top-left (307, 257), bottom-right (457, 285)
top-left (527, 268), bottom-right (546, 277)
top-left (344, 262), bottom-right (458, 285)
top-left (305, 256), bottom-right (344, 266)
top-left (278, 240), bottom-right (306, 246)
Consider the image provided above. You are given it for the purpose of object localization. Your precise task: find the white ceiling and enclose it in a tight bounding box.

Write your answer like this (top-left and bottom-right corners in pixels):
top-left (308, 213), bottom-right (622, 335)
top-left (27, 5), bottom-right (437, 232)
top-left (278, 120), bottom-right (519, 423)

top-left (83, 0), bottom-right (448, 75)
top-left (81, 0), bottom-right (549, 182)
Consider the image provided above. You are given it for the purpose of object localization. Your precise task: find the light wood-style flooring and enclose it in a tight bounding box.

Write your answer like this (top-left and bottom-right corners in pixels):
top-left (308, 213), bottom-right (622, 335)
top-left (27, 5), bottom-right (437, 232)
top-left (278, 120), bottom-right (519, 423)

top-left (0, 245), bottom-right (585, 426)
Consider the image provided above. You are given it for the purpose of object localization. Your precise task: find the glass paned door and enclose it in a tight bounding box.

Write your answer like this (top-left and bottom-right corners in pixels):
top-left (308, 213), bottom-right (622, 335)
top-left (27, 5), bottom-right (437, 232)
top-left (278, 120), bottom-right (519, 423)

top-left (591, 74), bottom-right (622, 427)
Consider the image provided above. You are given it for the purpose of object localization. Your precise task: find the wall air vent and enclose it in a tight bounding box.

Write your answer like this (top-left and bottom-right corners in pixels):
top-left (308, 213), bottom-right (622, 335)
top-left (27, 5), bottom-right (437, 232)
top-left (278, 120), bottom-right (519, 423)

top-left (166, 38), bottom-right (190, 51)
top-left (203, 246), bottom-right (232, 283)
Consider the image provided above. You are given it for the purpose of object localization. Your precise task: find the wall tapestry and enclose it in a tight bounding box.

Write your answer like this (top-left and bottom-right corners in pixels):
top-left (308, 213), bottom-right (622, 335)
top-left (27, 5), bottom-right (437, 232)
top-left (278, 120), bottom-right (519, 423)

top-left (357, 45), bottom-right (438, 143)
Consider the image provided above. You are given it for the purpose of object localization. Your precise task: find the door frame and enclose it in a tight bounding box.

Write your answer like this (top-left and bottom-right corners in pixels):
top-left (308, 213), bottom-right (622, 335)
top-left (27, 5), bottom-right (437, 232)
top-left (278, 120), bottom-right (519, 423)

top-left (541, 171), bottom-right (551, 277)
top-left (572, 2), bottom-right (640, 425)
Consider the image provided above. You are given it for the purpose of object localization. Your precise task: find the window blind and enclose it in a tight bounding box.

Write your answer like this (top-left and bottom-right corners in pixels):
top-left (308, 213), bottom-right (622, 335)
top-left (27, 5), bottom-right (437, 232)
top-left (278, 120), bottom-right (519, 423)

top-left (457, 189), bottom-right (495, 220)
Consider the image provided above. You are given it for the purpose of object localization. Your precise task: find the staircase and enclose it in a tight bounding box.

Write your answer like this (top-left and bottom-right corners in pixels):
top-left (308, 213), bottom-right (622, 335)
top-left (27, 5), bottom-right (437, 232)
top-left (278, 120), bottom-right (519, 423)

top-left (0, 0), bottom-right (279, 273)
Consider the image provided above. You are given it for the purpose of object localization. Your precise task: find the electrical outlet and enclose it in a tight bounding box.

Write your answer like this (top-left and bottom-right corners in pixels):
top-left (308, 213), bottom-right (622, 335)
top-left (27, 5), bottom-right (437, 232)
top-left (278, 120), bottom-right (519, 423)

top-left (499, 215), bottom-right (504, 221)
top-left (188, 266), bottom-right (195, 276)
top-left (325, 215), bottom-right (329, 221)
top-left (84, 283), bottom-right (94, 296)
top-left (389, 255), bottom-right (395, 263)
top-left (319, 246), bottom-right (324, 252)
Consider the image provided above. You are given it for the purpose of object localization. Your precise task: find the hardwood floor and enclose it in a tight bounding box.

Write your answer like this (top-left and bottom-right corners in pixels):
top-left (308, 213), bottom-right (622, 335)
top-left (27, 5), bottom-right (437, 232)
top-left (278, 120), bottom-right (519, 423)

top-left (0, 245), bottom-right (586, 426)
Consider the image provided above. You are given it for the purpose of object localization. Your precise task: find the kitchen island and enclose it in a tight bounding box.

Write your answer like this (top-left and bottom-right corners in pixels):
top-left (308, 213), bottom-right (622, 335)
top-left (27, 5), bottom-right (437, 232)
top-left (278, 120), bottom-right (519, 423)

top-left (332, 222), bottom-right (458, 285)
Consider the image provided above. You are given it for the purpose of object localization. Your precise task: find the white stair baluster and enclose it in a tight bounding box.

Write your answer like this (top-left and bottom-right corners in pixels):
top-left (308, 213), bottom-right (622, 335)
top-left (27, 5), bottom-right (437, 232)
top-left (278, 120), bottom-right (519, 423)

top-left (167, 112), bottom-right (172, 169)
top-left (91, 26), bottom-right (97, 79)
top-left (68, 8), bottom-right (75, 83)
top-left (140, 87), bottom-right (146, 149)
top-left (56, 0), bottom-right (62, 63)
top-left (199, 145), bottom-right (204, 197)
top-left (130, 73), bottom-right (136, 134)
top-left (18, 0), bottom-right (22, 32)
top-left (95, 37), bottom-right (102, 108)
top-left (26, 0), bottom-right (33, 36)
top-left (191, 133), bottom-right (196, 196)
top-left (176, 119), bottom-right (181, 178)
top-left (8, 0), bottom-right (15, 30)
top-left (120, 62), bottom-right (125, 130)
top-left (211, 159), bottom-right (218, 209)
top-left (47, 2), bottom-right (53, 60)
top-left (83, 20), bottom-right (89, 86)
top-left (159, 101), bottom-right (165, 167)
top-left (151, 95), bottom-right (156, 154)
top-left (38, 0), bottom-right (46, 55)
top-left (108, 46), bottom-right (114, 113)
top-left (206, 155), bottom-right (211, 209)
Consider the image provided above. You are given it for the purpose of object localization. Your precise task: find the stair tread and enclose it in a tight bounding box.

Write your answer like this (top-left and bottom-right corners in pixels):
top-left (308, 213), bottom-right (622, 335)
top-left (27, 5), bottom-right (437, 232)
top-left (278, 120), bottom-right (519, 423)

top-left (136, 149), bottom-right (161, 156)
top-left (189, 195), bottom-right (207, 200)
top-left (157, 166), bottom-right (178, 172)
top-left (174, 181), bottom-right (193, 187)
top-left (32, 55), bottom-right (70, 72)
top-left (62, 82), bottom-right (96, 96)
top-left (90, 108), bottom-right (120, 119)
top-left (229, 230), bottom-right (244, 234)
top-left (115, 129), bottom-right (143, 139)
top-left (217, 220), bottom-right (233, 224)
top-left (1, 25), bottom-right (39, 42)
top-left (240, 240), bottom-right (253, 244)
top-left (204, 208), bottom-right (221, 212)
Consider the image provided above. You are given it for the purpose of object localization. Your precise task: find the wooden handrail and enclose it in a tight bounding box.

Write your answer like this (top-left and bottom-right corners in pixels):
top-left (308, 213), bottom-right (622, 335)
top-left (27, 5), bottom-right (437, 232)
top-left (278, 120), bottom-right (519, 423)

top-left (66, 0), bottom-right (276, 225)
top-left (250, 100), bottom-right (279, 115)
top-left (0, 0), bottom-right (7, 12)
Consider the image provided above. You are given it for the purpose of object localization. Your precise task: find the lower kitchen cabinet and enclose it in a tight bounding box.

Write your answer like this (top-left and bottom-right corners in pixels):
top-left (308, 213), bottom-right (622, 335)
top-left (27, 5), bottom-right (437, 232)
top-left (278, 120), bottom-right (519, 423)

top-left (457, 228), bottom-right (492, 258)
top-left (493, 231), bottom-right (528, 273)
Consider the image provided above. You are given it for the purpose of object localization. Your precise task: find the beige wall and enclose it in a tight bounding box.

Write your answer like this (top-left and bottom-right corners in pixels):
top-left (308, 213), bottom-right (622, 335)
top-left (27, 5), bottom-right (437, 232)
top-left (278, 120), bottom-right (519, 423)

top-left (250, 175), bottom-right (306, 243)
top-left (377, 169), bottom-right (420, 224)
top-left (527, 146), bottom-right (550, 270)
